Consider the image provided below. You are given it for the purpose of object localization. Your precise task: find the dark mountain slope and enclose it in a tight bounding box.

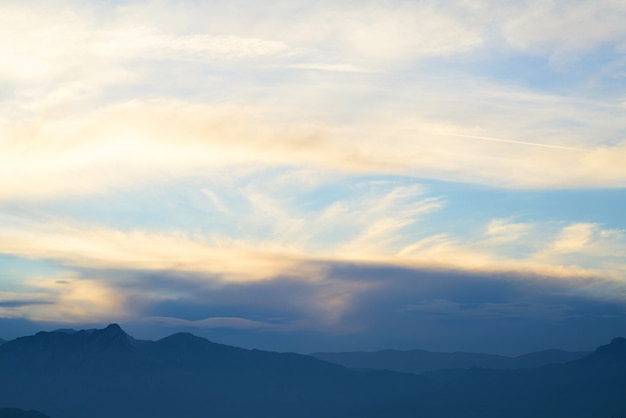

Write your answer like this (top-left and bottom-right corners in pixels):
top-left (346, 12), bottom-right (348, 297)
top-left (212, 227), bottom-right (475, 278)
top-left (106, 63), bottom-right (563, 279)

top-left (0, 324), bottom-right (150, 374)
top-left (432, 337), bottom-right (626, 418)
top-left (311, 347), bottom-right (589, 374)
top-left (513, 348), bottom-right (589, 368)
top-left (0, 409), bottom-right (50, 418)
top-left (0, 325), bottom-right (434, 418)
top-left (1, 325), bottom-right (624, 418)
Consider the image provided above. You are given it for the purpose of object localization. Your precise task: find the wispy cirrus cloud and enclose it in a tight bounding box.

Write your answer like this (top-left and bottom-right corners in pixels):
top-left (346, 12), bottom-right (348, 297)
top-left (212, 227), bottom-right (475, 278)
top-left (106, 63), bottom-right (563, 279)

top-left (1, 208), bottom-right (624, 289)
top-left (2, 96), bottom-right (626, 206)
top-left (2, 1), bottom-right (626, 202)
top-left (503, 0), bottom-right (626, 58)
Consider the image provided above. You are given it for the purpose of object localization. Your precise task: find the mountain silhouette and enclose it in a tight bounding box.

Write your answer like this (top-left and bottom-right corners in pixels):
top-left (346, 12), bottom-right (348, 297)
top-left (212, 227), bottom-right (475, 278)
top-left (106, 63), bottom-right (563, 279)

top-left (0, 324), bottom-right (431, 418)
top-left (430, 337), bottom-right (626, 417)
top-left (0, 324), bottom-right (149, 374)
top-left (311, 347), bottom-right (589, 374)
top-left (1, 325), bottom-right (624, 418)
top-left (0, 409), bottom-right (51, 418)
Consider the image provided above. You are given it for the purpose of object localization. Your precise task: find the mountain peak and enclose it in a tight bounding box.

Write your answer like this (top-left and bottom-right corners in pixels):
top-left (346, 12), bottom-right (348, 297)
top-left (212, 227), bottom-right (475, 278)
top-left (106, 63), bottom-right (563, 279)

top-left (102, 323), bottom-right (124, 333)
top-left (166, 332), bottom-right (204, 341)
top-left (576, 336), bottom-right (626, 369)
top-left (87, 323), bottom-right (134, 350)
top-left (154, 332), bottom-right (214, 350)
top-left (52, 328), bottom-right (77, 335)
top-left (595, 336), bottom-right (626, 354)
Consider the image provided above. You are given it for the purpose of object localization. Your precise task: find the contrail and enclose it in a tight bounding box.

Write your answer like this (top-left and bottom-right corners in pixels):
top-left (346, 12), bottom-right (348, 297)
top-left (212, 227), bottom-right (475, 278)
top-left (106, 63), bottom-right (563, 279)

top-left (445, 133), bottom-right (593, 153)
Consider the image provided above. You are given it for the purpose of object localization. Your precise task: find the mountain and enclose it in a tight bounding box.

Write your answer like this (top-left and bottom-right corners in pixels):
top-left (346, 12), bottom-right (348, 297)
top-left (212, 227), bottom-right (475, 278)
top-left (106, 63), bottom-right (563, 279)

top-left (311, 347), bottom-right (589, 374)
top-left (0, 409), bottom-right (50, 418)
top-left (512, 348), bottom-right (589, 368)
top-left (0, 325), bottom-right (432, 418)
top-left (430, 337), bottom-right (626, 418)
top-left (0, 325), bottom-right (624, 418)
top-left (0, 324), bottom-right (150, 375)
top-left (0, 339), bottom-right (5, 346)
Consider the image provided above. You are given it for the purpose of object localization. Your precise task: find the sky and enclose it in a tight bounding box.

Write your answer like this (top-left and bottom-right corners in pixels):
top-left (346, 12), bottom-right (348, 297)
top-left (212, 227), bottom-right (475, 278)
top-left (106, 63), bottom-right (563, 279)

top-left (1, 0), bottom-right (626, 355)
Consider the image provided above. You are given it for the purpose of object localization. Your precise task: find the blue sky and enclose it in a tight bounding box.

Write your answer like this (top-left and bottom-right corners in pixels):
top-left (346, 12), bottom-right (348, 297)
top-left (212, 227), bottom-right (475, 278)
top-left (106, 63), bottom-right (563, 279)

top-left (1, 0), bottom-right (626, 354)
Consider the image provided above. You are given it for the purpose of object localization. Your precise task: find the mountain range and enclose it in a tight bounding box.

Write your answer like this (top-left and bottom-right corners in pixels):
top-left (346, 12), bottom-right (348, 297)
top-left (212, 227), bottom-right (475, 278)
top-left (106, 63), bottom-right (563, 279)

top-left (311, 347), bottom-right (589, 374)
top-left (1, 324), bottom-right (625, 418)
top-left (0, 409), bottom-right (51, 418)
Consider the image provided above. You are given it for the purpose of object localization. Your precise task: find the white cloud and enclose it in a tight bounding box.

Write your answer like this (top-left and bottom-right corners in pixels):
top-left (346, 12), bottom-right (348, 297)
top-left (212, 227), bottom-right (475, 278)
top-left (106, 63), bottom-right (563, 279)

top-left (201, 189), bottom-right (229, 214)
top-left (2, 0), bottom-right (626, 335)
top-left (551, 223), bottom-right (597, 254)
top-left (331, 2), bottom-right (483, 61)
top-left (0, 2), bottom-right (291, 84)
top-left (10, 274), bottom-right (131, 322)
top-left (0, 98), bottom-right (625, 214)
top-left (287, 63), bottom-right (376, 73)
top-left (530, 223), bottom-right (626, 274)
top-left (1, 209), bottom-right (625, 325)
top-left (484, 219), bottom-right (532, 244)
top-left (503, 0), bottom-right (626, 58)
top-left (95, 28), bottom-right (290, 61)
top-left (2, 0), bottom-right (626, 195)
top-left (0, 0), bottom-right (485, 90)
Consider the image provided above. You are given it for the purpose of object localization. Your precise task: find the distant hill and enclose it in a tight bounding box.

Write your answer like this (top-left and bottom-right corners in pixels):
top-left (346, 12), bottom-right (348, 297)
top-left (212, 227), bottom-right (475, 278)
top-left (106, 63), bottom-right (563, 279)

top-left (0, 408), bottom-right (50, 418)
top-left (0, 324), bottom-right (624, 418)
top-left (311, 347), bottom-right (589, 374)
top-left (0, 339), bottom-right (5, 346)
top-left (430, 337), bottom-right (626, 418)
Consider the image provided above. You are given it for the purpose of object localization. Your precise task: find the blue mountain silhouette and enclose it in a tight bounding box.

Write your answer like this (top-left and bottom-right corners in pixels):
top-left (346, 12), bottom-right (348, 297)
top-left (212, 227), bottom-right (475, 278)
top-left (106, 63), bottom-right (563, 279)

top-left (1, 325), bottom-right (624, 418)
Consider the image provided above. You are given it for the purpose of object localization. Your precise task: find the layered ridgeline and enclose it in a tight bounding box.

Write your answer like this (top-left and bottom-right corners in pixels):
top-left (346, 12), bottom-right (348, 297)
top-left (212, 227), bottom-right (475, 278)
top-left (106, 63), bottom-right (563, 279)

top-left (1, 325), bottom-right (625, 418)
top-left (311, 347), bottom-right (589, 374)
top-left (0, 324), bottom-right (431, 418)
top-left (0, 409), bottom-right (51, 418)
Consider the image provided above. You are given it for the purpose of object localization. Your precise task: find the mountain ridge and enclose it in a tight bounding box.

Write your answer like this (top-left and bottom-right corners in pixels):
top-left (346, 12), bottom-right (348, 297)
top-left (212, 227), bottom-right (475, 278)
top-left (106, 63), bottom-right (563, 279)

top-left (0, 408), bottom-right (51, 418)
top-left (311, 346), bottom-right (590, 374)
top-left (0, 324), bottom-right (624, 418)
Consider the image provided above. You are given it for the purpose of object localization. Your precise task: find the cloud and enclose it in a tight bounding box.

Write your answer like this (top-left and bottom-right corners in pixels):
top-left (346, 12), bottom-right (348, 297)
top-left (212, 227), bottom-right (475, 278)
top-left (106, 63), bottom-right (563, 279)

top-left (446, 133), bottom-right (593, 153)
top-left (551, 223), bottom-right (597, 254)
top-left (67, 262), bottom-right (626, 352)
top-left (2, 1), bottom-right (626, 198)
top-left (0, 299), bottom-right (52, 309)
top-left (287, 63), bottom-right (377, 73)
top-left (0, 0), bottom-right (483, 92)
top-left (1, 211), bottom-right (625, 316)
top-left (530, 223), bottom-right (626, 279)
top-left (2, 182), bottom-right (625, 289)
top-left (142, 316), bottom-right (280, 330)
top-left (2, 0), bottom-right (626, 352)
top-left (0, 2), bottom-right (291, 83)
top-left (484, 219), bottom-right (531, 243)
top-left (327, 1), bottom-right (483, 61)
top-left (2, 96), bottom-right (626, 205)
top-left (96, 29), bottom-right (290, 61)
top-left (503, 0), bottom-right (626, 60)
top-left (25, 275), bottom-right (129, 322)
top-left (115, 0), bottom-right (484, 63)
top-left (319, 263), bottom-right (626, 352)
top-left (1, 214), bottom-right (624, 352)
top-left (201, 189), bottom-right (230, 214)
top-left (0, 217), bottom-right (318, 284)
